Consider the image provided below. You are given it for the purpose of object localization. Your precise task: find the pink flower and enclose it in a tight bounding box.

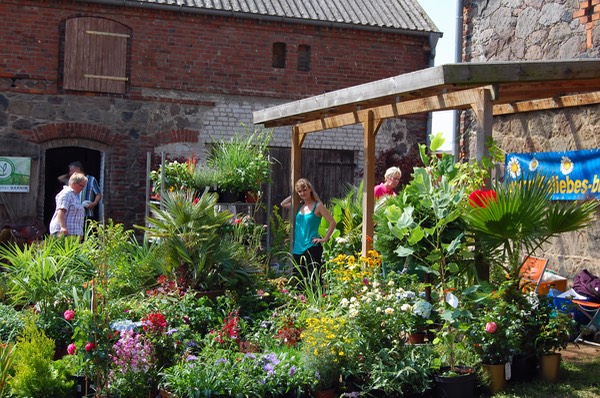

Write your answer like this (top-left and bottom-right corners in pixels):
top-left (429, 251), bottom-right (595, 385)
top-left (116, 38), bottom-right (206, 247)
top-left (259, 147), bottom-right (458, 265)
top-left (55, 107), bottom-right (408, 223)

top-left (485, 321), bottom-right (497, 334)
top-left (67, 343), bottom-right (77, 355)
top-left (63, 309), bottom-right (75, 321)
top-left (85, 342), bottom-right (96, 352)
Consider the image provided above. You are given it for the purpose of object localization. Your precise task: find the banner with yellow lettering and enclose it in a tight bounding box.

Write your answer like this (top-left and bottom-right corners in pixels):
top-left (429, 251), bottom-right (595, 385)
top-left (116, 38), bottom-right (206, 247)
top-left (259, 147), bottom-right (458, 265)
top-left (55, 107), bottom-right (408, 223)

top-left (504, 148), bottom-right (600, 200)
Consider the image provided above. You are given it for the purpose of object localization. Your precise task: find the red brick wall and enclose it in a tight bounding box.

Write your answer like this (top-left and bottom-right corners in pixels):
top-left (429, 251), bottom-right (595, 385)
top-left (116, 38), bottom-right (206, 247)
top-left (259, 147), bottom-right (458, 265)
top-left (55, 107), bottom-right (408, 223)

top-left (0, 0), bottom-right (430, 99)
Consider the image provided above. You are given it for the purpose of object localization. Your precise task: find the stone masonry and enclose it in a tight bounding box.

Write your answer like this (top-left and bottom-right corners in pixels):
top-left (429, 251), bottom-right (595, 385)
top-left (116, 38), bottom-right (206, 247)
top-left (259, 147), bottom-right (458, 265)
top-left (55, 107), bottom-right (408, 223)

top-left (462, 0), bottom-right (600, 277)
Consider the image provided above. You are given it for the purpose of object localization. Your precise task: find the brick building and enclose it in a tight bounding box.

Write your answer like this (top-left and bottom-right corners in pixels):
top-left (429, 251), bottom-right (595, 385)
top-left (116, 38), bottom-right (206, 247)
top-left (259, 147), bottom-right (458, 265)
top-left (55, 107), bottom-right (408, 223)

top-left (0, 0), bottom-right (440, 230)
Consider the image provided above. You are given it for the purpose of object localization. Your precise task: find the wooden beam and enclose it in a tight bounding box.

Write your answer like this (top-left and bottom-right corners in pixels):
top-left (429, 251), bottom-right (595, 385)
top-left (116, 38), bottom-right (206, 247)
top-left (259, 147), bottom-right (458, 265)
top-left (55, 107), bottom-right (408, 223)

top-left (296, 85), bottom-right (498, 134)
top-left (493, 91), bottom-right (600, 115)
top-left (362, 110), bottom-right (379, 256)
top-left (470, 87), bottom-right (494, 168)
top-left (290, 126), bottom-right (302, 252)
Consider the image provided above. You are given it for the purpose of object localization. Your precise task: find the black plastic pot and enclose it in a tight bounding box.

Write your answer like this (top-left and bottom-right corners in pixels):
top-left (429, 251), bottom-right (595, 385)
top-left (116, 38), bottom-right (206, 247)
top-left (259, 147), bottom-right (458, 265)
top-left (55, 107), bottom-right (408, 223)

top-left (433, 366), bottom-right (476, 398)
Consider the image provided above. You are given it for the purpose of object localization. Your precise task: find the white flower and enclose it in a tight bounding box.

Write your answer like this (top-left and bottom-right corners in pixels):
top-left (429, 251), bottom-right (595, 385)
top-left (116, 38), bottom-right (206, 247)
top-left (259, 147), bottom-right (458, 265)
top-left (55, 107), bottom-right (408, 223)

top-left (384, 307), bottom-right (394, 315)
top-left (350, 297), bottom-right (357, 303)
top-left (376, 307), bottom-right (382, 313)
top-left (387, 280), bottom-right (395, 286)
top-left (560, 156), bottom-right (574, 175)
top-left (348, 308), bottom-right (359, 317)
top-left (413, 300), bottom-right (433, 319)
top-left (340, 298), bottom-right (349, 307)
top-left (529, 158), bottom-right (538, 171)
top-left (401, 304), bottom-right (412, 312)
top-left (507, 157), bottom-right (521, 179)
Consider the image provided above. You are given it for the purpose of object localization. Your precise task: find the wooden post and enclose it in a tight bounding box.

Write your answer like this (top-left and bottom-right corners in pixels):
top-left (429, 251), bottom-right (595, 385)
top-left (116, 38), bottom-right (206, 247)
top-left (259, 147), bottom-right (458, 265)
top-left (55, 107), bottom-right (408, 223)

top-left (361, 110), bottom-right (381, 256)
top-left (470, 86), bottom-right (495, 281)
top-left (290, 125), bottom-right (303, 252)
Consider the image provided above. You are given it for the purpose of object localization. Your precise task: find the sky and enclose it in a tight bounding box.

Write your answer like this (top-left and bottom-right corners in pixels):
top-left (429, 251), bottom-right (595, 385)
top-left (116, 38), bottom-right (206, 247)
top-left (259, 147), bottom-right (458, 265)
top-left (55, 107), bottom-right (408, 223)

top-left (416, 0), bottom-right (459, 152)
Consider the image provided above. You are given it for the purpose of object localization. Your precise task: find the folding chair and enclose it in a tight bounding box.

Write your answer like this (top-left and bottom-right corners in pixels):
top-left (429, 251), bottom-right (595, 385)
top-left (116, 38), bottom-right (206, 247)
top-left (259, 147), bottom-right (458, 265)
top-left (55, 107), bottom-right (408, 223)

top-left (572, 299), bottom-right (600, 347)
top-left (519, 256), bottom-right (548, 294)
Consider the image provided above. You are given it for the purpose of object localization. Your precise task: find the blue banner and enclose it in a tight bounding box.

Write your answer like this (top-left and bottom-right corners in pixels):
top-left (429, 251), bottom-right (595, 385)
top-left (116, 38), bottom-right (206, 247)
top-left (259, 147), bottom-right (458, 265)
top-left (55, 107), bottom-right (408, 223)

top-left (504, 148), bottom-right (600, 200)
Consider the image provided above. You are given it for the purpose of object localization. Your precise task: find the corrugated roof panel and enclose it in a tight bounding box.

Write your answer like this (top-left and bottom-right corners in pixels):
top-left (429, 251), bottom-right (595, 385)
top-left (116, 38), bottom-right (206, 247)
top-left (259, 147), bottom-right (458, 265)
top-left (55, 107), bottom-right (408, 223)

top-left (118, 0), bottom-right (440, 33)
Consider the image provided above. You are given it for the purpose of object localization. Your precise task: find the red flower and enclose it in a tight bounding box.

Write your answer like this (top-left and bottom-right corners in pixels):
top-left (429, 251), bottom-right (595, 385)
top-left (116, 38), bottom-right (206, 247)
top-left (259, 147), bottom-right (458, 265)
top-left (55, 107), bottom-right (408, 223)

top-left (85, 342), bottom-right (96, 352)
top-left (142, 312), bottom-right (168, 333)
top-left (67, 343), bottom-right (77, 355)
top-left (469, 189), bottom-right (497, 208)
top-left (63, 309), bottom-right (75, 321)
top-left (485, 321), bottom-right (497, 334)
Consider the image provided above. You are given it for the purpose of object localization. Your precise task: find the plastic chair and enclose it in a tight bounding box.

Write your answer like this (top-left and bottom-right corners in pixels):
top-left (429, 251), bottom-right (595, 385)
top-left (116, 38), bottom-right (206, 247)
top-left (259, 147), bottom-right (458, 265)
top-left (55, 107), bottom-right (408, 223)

top-left (519, 256), bottom-right (548, 294)
top-left (572, 299), bottom-right (600, 347)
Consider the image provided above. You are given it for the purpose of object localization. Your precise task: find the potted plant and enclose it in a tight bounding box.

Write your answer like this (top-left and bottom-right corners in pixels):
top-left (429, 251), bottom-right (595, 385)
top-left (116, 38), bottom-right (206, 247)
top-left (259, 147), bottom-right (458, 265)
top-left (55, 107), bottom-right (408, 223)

top-left (300, 314), bottom-right (348, 397)
top-left (140, 189), bottom-right (251, 293)
top-left (534, 295), bottom-right (577, 383)
top-left (149, 159), bottom-right (197, 199)
top-left (207, 126), bottom-right (273, 200)
top-left (465, 282), bottom-right (524, 394)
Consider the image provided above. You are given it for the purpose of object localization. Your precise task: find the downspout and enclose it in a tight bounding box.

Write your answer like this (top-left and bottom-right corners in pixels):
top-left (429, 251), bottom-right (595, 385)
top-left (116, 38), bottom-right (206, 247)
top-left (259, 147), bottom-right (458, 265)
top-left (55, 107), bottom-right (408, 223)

top-left (425, 31), bottom-right (442, 148)
top-left (453, 0), bottom-right (464, 160)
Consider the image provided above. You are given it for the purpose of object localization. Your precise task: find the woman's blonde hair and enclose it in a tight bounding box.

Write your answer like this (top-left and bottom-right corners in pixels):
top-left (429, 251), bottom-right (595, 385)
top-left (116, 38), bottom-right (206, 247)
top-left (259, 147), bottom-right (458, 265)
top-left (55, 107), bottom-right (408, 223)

top-left (295, 178), bottom-right (321, 202)
top-left (384, 166), bottom-right (402, 181)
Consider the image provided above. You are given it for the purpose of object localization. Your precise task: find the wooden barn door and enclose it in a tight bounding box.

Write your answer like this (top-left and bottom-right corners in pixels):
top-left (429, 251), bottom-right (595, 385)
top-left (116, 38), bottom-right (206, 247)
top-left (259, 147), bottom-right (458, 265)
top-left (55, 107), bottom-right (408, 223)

top-left (269, 147), bottom-right (356, 206)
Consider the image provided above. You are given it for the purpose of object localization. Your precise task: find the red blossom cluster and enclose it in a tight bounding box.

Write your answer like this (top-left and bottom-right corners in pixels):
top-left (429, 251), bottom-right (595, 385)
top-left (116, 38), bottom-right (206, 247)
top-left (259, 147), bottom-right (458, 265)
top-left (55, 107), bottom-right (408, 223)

top-left (273, 322), bottom-right (302, 347)
top-left (212, 310), bottom-right (240, 344)
top-left (142, 312), bottom-right (168, 333)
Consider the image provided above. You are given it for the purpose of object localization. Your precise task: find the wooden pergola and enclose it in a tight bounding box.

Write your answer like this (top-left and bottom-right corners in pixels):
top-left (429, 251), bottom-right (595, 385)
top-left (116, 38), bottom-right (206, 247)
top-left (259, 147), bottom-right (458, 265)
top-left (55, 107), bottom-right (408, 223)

top-left (253, 59), bottom-right (600, 255)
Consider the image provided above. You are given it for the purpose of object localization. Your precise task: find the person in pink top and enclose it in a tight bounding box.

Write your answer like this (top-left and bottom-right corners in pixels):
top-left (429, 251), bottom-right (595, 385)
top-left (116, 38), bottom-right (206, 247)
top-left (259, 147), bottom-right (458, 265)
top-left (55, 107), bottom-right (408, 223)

top-left (374, 167), bottom-right (401, 199)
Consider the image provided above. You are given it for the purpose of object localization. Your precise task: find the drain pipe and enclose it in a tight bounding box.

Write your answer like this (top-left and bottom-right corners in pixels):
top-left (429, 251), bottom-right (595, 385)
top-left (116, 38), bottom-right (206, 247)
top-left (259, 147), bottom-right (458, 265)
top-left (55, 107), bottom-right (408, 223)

top-left (453, 0), bottom-right (464, 160)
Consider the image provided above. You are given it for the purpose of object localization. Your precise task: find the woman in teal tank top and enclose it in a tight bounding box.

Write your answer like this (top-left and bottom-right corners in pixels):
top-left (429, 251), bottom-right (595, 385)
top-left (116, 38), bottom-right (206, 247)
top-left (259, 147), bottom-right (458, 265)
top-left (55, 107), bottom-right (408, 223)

top-left (281, 178), bottom-right (336, 277)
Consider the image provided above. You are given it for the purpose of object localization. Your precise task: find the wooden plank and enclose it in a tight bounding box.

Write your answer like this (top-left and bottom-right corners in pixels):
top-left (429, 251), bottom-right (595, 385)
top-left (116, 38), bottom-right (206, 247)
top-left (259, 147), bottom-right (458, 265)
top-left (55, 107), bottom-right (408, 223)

top-left (494, 91), bottom-right (600, 115)
top-left (470, 87), bottom-right (493, 167)
top-left (362, 111), bottom-right (377, 256)
top-left (296, 85), bottom-right (498, 134)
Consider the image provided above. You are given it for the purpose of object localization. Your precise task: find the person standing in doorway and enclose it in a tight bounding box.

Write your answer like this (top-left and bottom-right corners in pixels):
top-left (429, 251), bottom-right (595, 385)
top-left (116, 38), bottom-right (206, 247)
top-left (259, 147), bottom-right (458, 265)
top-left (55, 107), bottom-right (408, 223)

top-left (49, 172), bottom-right (87, 238)
top-left (281, 178), bottom-right (336, 278)
top-left (374, 166), bottom-right (402, 199)
top-left (58, 161), bottom-right (102, 223)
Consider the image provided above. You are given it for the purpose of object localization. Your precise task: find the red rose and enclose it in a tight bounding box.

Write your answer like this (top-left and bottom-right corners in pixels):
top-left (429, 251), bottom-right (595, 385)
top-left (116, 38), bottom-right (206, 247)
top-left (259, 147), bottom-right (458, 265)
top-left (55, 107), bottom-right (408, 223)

top-left (85, 342), bottom-right (96, 352)
top-left (485, 321), bottom-right (497, 334)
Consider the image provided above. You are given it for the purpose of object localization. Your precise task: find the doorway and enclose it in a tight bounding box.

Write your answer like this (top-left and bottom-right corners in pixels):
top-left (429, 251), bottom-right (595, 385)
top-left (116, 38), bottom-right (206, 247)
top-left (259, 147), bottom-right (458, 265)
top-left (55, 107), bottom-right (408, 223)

top-left (44, 147), bottom-right (102, 227)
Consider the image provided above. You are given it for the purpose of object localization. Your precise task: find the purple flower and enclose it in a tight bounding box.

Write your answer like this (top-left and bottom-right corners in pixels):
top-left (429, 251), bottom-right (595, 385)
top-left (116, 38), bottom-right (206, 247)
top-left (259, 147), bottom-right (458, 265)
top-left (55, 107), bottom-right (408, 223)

top-left (166, 328), bottom-right (178, 335)
top-left (244, 353), bottom-right (256, 360)
top-left (263, 363), bottom-right (275, 374)
top-left (215, 357), bottom-right (227, 365)
top-left (288, 366), bottom-right (296, 376)
top-left (185, 354), bottom-right (197, 362)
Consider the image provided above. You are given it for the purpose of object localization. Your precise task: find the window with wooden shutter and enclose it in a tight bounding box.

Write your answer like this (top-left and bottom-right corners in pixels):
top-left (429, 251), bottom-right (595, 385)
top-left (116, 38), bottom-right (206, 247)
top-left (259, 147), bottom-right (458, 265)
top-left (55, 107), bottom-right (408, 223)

top-left (63, 17), bottom-right (130, 94)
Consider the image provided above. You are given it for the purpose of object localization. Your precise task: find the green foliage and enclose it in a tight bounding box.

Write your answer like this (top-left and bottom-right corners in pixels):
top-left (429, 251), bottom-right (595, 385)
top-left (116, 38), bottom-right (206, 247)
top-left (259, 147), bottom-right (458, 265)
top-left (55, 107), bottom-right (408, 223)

top-left (374, 134), bottom-right (482, 287)
top-left (0, 339), bottom-right (16, 398)
top-left (0, 303), bottom-right (23, 343)
top-left (149, 159), bottom-right (197, 196)
top-left (82, 220), bottom-right (160, 297)
top-left (0, 237), bottom-right (91, 314)
top-left (8, 316), bottom-right (73, 398)
top-left (322, 181), bottom-right (364, 258)
top-left (463, 175), bottom-right (599, 279)
top-left (140, 189), bottom-right (250, 291)
top-left (207, 126), bottom-right (273, 192)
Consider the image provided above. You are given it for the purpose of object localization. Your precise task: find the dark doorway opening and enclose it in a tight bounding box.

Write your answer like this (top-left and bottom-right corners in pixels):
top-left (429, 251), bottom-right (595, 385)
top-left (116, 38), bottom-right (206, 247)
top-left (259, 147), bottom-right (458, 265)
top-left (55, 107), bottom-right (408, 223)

top-left (44, 147), bottom-right (102, 228)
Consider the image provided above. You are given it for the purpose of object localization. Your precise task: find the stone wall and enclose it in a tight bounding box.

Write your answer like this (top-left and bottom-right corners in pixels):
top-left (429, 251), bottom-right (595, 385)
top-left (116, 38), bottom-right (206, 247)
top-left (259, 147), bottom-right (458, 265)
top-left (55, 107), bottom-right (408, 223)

top-left (462, 0), bottom-right (600, 277)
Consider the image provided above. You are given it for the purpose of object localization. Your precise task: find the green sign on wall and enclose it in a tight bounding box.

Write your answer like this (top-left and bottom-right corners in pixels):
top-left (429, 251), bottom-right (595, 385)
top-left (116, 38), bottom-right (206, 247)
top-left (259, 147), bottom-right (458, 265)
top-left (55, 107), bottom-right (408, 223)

top-left (0, 157), bottom-right (31, 193)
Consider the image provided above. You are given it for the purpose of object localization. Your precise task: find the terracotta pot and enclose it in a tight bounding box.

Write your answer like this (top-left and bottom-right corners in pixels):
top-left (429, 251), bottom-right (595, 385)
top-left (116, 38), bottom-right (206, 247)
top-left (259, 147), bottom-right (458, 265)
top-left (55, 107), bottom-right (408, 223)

top-left (482, 363), bottom-right (506, 394)
top-left (408, 332), bottom-right (426, 345)
top-left (539, 353), bottom-right (561, 383)
top-left (311, 387), bottom-right (336, 398)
